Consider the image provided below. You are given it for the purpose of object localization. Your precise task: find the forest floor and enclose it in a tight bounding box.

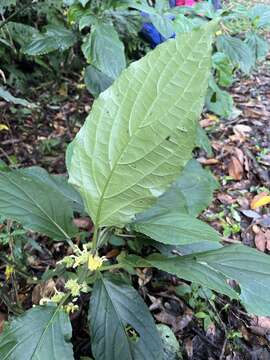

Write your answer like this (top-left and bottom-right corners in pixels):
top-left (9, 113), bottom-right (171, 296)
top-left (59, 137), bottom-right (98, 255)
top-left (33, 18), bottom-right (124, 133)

top-left (1, 47), bottom-right (270, 360)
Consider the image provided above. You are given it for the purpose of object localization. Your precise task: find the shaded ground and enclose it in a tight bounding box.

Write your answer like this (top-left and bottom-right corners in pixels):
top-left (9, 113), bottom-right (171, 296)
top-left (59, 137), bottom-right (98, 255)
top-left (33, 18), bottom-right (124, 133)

top-left (1, 49), bottom-right (270, 360)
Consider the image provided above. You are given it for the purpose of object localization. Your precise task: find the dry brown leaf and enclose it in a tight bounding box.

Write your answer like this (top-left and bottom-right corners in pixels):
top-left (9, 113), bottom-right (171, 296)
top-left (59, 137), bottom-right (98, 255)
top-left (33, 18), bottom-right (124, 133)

top-left (32, 279), bottom-right (56, 305)
top-left (217, 193), bottom-right (235, 205)
top-left (254, 229), bottom-right (270, 252)
top-left (228, 156), bottom-right (244, 180)
top-left (73, 217), bottom-right (92, 230)
top-left (197, 158), bottom-right (219, 165)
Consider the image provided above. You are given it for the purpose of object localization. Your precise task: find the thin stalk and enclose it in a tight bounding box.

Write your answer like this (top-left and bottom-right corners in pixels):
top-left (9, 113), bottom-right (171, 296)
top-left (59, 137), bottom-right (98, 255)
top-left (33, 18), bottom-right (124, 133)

top-left (99, 264), bottom-right (124, 272)
top-left (91, 226), bottom-right (99, 254)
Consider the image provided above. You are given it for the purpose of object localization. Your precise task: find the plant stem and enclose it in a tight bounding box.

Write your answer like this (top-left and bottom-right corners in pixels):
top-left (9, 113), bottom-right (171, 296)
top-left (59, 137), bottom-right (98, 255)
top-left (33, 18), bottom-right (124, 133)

top-left (91, 226), bottom-right (99, 254)
top-left (99, 264), bottom-right (124, 272)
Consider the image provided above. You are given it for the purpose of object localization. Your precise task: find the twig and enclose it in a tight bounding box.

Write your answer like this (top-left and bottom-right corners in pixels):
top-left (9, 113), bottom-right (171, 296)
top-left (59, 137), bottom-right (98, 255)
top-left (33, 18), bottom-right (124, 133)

top-left (219, 338), bottom-right (228, 360)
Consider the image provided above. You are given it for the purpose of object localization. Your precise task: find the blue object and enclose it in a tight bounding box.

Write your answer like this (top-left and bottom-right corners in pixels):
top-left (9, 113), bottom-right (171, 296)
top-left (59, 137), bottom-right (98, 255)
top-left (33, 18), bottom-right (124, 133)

top-left (140, 23), bottom-right (166, 47)
top-left (212, 0), bottom-right (222, 10)
top-left (140, 0), bottom-right (222, 47)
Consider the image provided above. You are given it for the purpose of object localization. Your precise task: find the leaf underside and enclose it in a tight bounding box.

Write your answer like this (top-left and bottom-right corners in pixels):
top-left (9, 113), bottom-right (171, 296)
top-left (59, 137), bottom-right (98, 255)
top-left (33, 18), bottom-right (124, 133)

top-left (68, 22), bottom-right (216, 228)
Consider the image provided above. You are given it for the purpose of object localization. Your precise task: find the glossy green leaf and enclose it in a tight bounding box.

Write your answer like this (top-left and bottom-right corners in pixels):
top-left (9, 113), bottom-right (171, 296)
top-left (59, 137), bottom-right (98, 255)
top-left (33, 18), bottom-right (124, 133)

top-left (68, 22), bottom-right (216, 228)
top-left (216, 35), bottom-right (255, 74)
top-left (89, 274), bottom-right (163, 360)
top-left (132, 211), bottom-right (220, 245)
top-left (82, 23), bottom-right (126, 79)
top-left (0, 306), bottom-right (74, 360)
top-left (24, 25), bottom-right (76, 56)
top-left (0, 170), bottom-right (77, 240)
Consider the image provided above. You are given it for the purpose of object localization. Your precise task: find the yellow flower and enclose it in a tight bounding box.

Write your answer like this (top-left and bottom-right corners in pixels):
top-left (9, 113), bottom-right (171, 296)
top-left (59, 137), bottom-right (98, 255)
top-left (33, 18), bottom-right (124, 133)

top-left (88, 254), bottom-right (104, 271)
top-left (65, 279), bottom-right (81, 297)
top-left (65, 303), bottom-right (79, 314)
top-left (5, 265), bottom-right (14, 280)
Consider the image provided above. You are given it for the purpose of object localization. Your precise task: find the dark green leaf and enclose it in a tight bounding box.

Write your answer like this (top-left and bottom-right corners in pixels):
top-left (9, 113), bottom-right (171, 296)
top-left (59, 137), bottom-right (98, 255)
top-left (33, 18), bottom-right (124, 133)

top-left (0, 306), bottom-right (74, 360)
top-left (82, 23), bottom-right (126, 79)
top-left (146, 245), bottom-right (270, 315)
top-left (84, 65), bottom-right (114, 98)
top-left (245, 32), bottom-right (269, 62)
top-left (216, 35), bottom-right (255, 74)
top-left (24, 25), bottom-right (76, 56)
top-left (212, 52), bottom-right (234, 87)
top-left (89, 274), bottom-right (163, 360)
top-left (196, 125), bottom-right (213, 156)
top-left (206, 76), bottom-right (234, 119)
top-left (0, 170), bottom-right (77, 240)
top-left (21, 166), bottom-right (84, 213)
top-left (132, 211), bottom-right (220, 245)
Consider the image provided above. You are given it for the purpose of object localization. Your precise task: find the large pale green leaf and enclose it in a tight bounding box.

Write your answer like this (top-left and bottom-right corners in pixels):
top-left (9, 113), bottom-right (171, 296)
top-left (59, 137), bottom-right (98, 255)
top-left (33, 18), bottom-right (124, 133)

top-left (125, 245), bottom-right (270, 315)
top-left (68, 22), bottom-right (216, 228)
top-left (0, 306), bottom-right (74, 360)
top-left (82, 23), bottom-right (126, 79)
top-left (132, 211), bottom-right (220, 245)
top-left (0, 170), bottom-right (77, 240)
top-left (89, 274), bottom-right (163, 360)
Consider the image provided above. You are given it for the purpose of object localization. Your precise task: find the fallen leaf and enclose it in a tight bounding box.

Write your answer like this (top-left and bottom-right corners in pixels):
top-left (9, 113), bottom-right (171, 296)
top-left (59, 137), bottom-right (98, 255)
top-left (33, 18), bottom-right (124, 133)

top-left (233, 124), bottom-right (252, 138)
top-left (228, 156), bottom-right (244, 180)
top-left (32, 279), bottom-right (56, 305)
top-left (217, 193), bottom-right (235, 205)
top-left (0, 124), bottom-right (9, 131)
top-left (254, 229), bottom-right (270, 252)
top-left (251, 192), bottom-right (270, 210)
top-left (73, 217), bottom-right (92, 230)
top-left (197, 158), bottom-right (219, 165)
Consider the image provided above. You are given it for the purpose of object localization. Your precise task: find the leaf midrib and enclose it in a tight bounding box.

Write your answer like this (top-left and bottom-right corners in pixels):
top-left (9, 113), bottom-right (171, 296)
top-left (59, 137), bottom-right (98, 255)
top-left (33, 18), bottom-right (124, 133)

top-left (92, 30), bottom-right (207, 227)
